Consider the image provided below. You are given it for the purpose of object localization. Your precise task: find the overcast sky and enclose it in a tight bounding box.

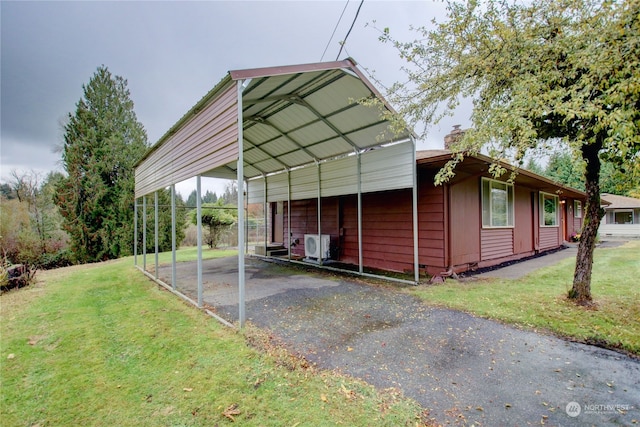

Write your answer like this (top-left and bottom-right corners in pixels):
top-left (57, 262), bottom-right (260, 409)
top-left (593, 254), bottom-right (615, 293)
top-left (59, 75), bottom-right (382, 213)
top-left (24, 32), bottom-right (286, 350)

top-left (1, 0), bottom-right (467, 196)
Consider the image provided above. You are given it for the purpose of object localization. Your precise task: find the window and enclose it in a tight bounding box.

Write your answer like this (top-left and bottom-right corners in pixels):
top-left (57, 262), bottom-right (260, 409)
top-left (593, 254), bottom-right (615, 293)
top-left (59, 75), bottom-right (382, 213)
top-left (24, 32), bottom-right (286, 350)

top-left (574, 200), bottom-right (582, 218)
top-left (613, 211), bottom-right (634, 224)
top-left (540, 192), bottom-right (559, 226)
top-left (482, 178), bottom-right (514, 227)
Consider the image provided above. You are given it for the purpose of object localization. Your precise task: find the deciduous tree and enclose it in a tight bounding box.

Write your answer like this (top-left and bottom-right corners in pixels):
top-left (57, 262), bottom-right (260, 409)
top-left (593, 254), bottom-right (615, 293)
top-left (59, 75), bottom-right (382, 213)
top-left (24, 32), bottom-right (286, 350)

top-left (380, 0), bottom-right (640, 304)
top-left (192, 199), bottom-right (237, 249)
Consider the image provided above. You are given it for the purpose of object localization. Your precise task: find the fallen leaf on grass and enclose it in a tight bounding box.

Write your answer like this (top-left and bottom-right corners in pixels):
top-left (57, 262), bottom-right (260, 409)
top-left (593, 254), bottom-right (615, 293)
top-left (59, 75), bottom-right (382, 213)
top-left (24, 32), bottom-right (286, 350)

top-left (183, 388), bottom-right (193, 392)
top-left (320, 394), bottom-right (328, 402)
top-left (222, 404), bottom-right (241, 421)
top-left (341, 384), bottom-right (355, 400)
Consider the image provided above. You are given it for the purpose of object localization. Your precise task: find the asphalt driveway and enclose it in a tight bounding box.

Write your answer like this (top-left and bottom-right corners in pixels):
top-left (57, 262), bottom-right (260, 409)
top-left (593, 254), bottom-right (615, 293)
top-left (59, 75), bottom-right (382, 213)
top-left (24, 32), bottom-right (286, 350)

top-left (157, 253), bottom-right (639, 426)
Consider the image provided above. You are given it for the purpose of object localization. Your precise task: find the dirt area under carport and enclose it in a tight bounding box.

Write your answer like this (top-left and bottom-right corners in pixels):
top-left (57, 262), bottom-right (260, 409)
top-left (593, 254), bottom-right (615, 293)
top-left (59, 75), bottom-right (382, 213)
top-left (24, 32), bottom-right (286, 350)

top-left (154, 255), bottom-right (639, 426)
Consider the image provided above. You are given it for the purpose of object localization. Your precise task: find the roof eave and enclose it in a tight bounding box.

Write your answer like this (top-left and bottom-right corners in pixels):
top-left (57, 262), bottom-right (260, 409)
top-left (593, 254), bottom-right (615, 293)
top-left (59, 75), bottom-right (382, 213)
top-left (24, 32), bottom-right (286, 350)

top-left (417, 150), bottom-right (589, 199)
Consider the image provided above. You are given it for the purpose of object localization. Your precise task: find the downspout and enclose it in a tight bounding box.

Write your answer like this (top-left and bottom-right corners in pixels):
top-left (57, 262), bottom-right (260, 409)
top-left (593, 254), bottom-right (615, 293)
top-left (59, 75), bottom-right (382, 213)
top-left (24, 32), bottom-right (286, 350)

top-left (444, 182), bottom-right (451, 271)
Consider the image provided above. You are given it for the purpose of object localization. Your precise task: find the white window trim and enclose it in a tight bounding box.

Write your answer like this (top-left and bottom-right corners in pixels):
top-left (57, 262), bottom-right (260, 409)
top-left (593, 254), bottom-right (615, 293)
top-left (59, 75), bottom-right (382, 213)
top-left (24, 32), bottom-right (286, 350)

top-left (540, 192), bottom-right (559, 227)
top-left (482, 177), bottom-right (515, 228)
top-left (574, 200), bottom-right (582, 218)
top-left (611, 209), bottom-right (635, 224)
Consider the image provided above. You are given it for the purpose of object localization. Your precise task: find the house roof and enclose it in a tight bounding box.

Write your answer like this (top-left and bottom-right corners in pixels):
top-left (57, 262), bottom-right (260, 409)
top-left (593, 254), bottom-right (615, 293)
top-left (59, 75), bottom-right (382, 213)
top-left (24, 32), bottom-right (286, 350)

top-left (601, 193), bottom-right (640, 209)
top-left (416, 149), bottom-right (588, 199)
top-left (134, 58), bottom-right (415, 198)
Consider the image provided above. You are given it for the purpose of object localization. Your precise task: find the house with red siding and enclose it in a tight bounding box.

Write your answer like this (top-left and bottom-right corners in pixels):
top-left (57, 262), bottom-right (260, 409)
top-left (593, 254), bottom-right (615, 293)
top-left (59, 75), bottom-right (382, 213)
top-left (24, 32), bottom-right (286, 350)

top-left (266, 143), bottom-right (587, 278)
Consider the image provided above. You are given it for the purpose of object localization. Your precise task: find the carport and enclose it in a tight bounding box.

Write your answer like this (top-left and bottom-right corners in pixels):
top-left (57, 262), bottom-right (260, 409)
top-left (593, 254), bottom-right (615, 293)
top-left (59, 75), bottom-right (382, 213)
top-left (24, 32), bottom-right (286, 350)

top-left (133, 58), bottom-right (417, 327)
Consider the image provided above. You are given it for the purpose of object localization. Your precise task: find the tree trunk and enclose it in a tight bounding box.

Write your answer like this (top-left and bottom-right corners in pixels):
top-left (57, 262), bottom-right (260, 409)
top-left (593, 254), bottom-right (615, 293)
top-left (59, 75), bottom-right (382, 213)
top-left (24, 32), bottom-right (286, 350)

top-left (569, 140), bottom-right (604, 305)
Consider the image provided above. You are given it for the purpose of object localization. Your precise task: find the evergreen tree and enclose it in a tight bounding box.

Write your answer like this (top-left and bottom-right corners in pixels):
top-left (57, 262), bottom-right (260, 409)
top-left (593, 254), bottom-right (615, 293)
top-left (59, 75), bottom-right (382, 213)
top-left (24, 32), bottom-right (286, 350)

top-left (203, 190), bottom-right (218, 204)
top-left (185, 190), bottom-right (198, 209)
top-left (55, 66), bottom-right (149, 263)
top-left (137, 189), bottom-right (187, 253)
top-left (545, 152), bottom-right (586, 191)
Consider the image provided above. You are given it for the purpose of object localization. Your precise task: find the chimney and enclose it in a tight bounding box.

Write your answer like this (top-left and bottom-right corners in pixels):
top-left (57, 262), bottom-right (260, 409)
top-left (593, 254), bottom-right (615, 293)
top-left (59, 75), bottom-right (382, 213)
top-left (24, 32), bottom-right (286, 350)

top-left (444, 125), bottom-right (465, 150)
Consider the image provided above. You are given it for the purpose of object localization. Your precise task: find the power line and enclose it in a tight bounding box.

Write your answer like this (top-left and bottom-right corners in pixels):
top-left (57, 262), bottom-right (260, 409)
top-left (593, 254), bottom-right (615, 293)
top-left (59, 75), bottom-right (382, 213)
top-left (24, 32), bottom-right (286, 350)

top-left (320, 0), bottom-right (350, 62)
top-left (336, 0), bottom-right (365, 61)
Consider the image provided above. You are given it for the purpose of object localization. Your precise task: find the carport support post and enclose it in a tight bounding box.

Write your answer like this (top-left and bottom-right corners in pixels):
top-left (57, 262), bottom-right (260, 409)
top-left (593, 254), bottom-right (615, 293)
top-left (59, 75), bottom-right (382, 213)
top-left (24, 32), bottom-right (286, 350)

top-left (263, 176), bottom-right (268, 254)
top-left (411, 137), bottom-right (419, 283)
top-left (357, 152), bottom-right (363, 274)
top-left (154, 191), bottom-right (159, 279)
top-left (143, 196), bottom-right (147, 271)
top-left (237, 79), bottom-right (246, 328)
top-left (197, 175), bottom-right (203, 308)
top-left (134, 197), bottom-right (138, 267)
top-left (171, 184), bottom-right (177, 290)
top-left (287, 170), bottom-right (291, 260)
top-left (316, 161), bottom-right (322, 264)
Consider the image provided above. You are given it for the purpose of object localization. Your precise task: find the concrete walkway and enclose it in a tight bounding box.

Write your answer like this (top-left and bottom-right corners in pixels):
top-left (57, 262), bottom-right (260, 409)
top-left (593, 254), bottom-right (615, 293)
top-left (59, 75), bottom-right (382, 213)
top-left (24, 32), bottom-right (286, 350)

top-left (156, 247), bottom-right (639, 426)
top-left (473, 246), bottom-right (578, 279)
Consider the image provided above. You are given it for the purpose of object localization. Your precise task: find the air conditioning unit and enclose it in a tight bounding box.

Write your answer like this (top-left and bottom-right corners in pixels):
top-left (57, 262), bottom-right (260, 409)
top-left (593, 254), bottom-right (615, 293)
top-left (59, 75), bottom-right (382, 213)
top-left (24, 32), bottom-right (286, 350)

top-left (304, 234), bottom-right (331, 259)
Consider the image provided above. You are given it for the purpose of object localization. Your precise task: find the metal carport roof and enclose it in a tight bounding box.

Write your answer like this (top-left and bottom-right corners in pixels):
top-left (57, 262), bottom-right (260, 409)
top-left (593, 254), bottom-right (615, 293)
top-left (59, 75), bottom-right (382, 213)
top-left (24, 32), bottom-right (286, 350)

top-left (133, 58), bottom-right (418, 328)
top-left (135, 58), bottom-right (414, 196)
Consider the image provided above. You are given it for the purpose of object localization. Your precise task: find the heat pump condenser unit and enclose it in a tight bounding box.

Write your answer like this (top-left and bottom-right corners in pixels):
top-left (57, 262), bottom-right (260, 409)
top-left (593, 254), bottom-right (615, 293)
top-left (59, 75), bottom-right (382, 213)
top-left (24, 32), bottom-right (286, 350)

top-left (304, 234), bottom-right (331, 259)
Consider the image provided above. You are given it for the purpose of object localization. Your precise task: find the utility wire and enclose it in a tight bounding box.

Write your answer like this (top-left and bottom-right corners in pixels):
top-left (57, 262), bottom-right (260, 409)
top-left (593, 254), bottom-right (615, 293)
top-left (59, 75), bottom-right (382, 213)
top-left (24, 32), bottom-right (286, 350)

top-left (320, 0), bottom-right (350, 62)
top-left (336, 0), bottom-right (365, 61)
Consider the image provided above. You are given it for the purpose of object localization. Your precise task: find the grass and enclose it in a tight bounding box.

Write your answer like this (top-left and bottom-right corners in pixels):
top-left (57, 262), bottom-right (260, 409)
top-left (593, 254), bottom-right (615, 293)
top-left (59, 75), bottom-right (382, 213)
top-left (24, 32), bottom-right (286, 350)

top-left (0, 253), bottom-right (428, 427)
top-left (139, 246), bottom-right (237, 265)
top-left (408, 240), bottom-right (640, 356)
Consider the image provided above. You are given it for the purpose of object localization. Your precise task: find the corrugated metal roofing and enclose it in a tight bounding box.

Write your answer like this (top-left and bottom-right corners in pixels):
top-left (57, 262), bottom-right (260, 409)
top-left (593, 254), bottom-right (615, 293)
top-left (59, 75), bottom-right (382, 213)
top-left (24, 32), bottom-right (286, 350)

top-left (135, 58), bottom-right (414, 197)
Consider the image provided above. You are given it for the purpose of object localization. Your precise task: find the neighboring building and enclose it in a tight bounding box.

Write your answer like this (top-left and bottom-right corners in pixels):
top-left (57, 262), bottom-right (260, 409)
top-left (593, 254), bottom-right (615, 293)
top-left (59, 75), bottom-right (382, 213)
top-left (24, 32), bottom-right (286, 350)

top-left (599, 193), bottom-right (640, 238)
top-left (265, 135), bottom-right (587, 277)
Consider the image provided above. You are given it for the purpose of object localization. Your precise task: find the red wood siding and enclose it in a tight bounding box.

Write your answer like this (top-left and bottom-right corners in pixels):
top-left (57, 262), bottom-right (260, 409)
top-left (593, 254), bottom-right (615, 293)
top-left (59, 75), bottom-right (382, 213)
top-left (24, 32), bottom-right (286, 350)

top-left (566, 198), bottom-right (583, 237)
top-left (360, 190), bottom-right (414, 272)
top-left (286, 189), bottom-right (429, 274)
top-left (513, 187), bottom-right (535, 254)
top-left (339, 195), bottom-right (359, 265)
top-left (539, 226), bottom-right (561, 250)
top-left (481, 228), bottom-right (514, 260)
top-left (448, 178), bottom-right (480, 267)
top-left (282, 171), bottom-right (575, 277)
top-left (285, 198), bottom-right (340, 258)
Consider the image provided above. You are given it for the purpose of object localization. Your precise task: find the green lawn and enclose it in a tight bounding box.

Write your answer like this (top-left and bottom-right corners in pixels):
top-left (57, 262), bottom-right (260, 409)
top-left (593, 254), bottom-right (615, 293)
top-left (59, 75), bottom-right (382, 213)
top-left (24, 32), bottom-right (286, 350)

top-left (1, 253), bottom-right (427, 427)
top-left (408, 240), bottom-right (640, 355)
top-left (139, 246), bottom-right (238, 265)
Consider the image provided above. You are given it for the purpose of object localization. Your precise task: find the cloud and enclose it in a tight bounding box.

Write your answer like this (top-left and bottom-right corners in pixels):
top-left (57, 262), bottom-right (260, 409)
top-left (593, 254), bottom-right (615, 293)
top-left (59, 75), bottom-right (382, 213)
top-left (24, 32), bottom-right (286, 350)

top-left (1, 0), bottom-right (465, 183)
